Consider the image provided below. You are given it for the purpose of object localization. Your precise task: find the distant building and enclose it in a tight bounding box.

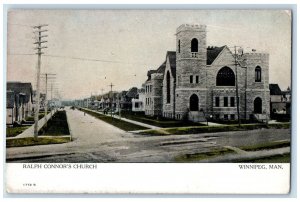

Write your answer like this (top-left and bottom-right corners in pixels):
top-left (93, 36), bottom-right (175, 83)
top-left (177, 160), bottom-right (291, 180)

top-left (49, 98), bottom-right (62, 108)
top-left (6, 82), bottom-right (33, 124)
top-left (144, 62), bottom-right (165, 116)
top-left (144, 24), bottom-right (270, 122)
top-left (6, 91), bottom-right (16, 125)
top-left (132, 87), bottom-right (145, 112)
top-left (32, 91), bottom-right (46, 111)
top-left (269, 84), bottom-right (291, 115)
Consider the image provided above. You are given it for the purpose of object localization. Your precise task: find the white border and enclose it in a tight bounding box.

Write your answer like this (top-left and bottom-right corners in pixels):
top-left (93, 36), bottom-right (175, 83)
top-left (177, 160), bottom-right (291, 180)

top-left (1, 1), bottom-right (298, 201)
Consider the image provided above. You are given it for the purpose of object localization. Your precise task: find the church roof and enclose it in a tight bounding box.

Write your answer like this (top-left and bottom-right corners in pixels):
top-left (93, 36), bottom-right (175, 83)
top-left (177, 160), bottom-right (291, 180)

top-left (167, 51), bottom-right (176, 78)
top-left (146, 46), bottom-right (226, 81)
top-left (156, 61), bottom-right (166, 74)
top-left (207, 46), bottom-right (226, 65)
top-left (269, 84), bottom-right (282, 95)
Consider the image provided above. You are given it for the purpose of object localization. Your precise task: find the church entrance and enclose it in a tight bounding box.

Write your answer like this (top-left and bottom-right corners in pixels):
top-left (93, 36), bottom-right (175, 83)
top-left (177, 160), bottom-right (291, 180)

top-left (254, 97), bottom-right (262, 114)
top-left (189, 94), bottom-right (199, 111)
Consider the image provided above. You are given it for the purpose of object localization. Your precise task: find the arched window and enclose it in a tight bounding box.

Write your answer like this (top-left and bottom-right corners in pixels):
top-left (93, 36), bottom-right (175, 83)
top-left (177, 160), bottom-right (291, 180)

top-left (255, 66), bottom-right (261, 82)
top-left (254, 97), bottom-right (262, 114)
top-left (190, 94), bottom-right (199, 111)
top-left (191, 38), bottom-right (198, 52)
top-left (166, 71), bottom-right (171, 103)
top-left (216, 66), bottom-right (235, 86)
top-left (178, 40), bottom-right (180, 53)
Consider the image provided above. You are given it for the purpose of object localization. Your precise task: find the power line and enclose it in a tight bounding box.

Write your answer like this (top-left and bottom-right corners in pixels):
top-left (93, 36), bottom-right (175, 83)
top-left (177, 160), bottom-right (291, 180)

top-left (43, 54), bottom-right (147, 65)
top-left (7, 52), bottom-right (148, 65)
top-left (8, 23), bottom-right (33, 27)
top-left (8, 53), bottom-right (35, 56)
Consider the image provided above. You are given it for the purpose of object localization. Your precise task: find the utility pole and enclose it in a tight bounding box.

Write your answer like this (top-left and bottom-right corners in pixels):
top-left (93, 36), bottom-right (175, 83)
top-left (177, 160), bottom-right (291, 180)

top-left (33, 24), bottom-right (48, 138)
top-left (234, 46), bottom-right (241, 127)
top-left (50, 83), bottom-right (53, 100)
top-left (108, 83), bottom-right (114, 119)
top-left (264, 72), bottom-right (269, 126)
top-left (50, 83), bottom-right (54, 115)
top-left (100, 88), bottom-right (104, 109)
top-left (118, 93), bottom-right (121, 120)
top-left (41, 73), bottom-right (56, 123)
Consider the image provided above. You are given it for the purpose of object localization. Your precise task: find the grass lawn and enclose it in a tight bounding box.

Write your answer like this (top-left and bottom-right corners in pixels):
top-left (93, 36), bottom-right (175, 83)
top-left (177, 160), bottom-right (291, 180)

top-left (6, 137), bottom-right (71, 147)
top-left (6, 126), bottom-right (30, 138)
top-left (175, 148), bottom-right (235, 162)
top-left (120, 111), bottom-right (205, 128)
top-left (81, 109), bottom-right (148, 131)
top-left (239, 140), bottom-right (290, 152)
top-left (233, 153), bottom-right (290, 163)
top-left (39, 110), bottom-right (70, 136)
top-left (140, 122), bottom-right (290, 136)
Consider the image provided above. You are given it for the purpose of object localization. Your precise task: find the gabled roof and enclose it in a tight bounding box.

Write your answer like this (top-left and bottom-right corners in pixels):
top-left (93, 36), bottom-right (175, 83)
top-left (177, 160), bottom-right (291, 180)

top-left (7, 82), bottom-right (33, 103)
top-left (126, 87), bottom-right (138, 98)
top-left (207, 46), bottom-right (226, 65)
top-left (269, 84), bottom-right (282, 95)
top-left (146, 70), bottom-right (156, 81)
top-left (156, 61), bottom-right (166, 74)
top-left (166, 51), bottom-right (176, 78)
top-left (146, 61), bottom-right (166, 81)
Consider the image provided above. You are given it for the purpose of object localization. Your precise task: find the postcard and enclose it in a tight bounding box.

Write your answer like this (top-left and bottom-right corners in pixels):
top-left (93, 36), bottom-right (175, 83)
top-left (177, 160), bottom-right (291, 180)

top-left (5, 9), bottom-right (291, 194)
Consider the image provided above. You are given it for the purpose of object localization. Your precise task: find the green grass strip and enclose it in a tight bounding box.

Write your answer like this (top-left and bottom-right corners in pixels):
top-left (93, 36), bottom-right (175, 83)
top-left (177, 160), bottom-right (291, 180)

top-left (175, 148), bottom-right (235, 162)
top-left (81, 109), bottom-right (148, 131)
top-left (141, 123), bottom-right (290, 136)
top-left (239, 140), bottom-right (290, 152)
top-left (6, 137), bottom-right (71, 148)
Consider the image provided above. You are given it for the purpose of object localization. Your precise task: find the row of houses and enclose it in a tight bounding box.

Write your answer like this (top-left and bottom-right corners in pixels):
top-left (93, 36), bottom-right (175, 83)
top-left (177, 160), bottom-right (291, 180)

top-left (74, 87), bottom-right (146, 112)
top-left (6, 82), bottom-right (34, 125)
top-left (6, 81), bottom-right (54, 125)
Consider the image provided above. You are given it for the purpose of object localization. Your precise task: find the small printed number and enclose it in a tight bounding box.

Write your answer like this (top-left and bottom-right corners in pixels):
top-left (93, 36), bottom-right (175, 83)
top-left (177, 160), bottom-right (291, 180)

top-left (23, 183), bottom-right (36, 187)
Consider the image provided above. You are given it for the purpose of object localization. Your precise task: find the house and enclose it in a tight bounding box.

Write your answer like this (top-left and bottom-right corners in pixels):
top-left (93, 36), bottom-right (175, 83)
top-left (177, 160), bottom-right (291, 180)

top-left (269, 84), bottom-right (291, 115)
top-left (144, 24), bottom-right (270, 122)
top-left (144, 62), bottom-right (166, 116)
top-left (132, 87), bottom-right (145, 112)
top-left (6, 91), bottom-right (16, 125)
top-left (6, 82), bottom-right (33, 124)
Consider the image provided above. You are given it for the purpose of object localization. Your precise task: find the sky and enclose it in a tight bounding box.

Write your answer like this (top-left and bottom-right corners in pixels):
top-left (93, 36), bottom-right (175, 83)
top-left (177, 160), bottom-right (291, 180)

top-left (6, 10), bottom-right (291, 100)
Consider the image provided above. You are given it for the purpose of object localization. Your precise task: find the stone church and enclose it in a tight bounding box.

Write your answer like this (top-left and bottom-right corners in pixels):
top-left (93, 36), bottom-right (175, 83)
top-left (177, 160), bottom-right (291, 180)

top-left (144, 24), bottom-right (270, 121)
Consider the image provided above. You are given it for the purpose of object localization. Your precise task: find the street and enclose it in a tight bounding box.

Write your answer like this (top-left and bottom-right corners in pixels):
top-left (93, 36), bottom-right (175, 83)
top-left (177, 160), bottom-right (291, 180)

top-left (6, 108), bottom-right (291, 163)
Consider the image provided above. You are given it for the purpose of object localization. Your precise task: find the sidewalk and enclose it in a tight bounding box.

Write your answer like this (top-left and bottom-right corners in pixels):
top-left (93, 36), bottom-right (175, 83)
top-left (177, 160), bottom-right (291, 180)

top-left (7, 110), bottom-right (55, 139)
top-left (82, 108), bottom-right (160, 130)
top-left (206, 122), bottom-right (224, 126)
